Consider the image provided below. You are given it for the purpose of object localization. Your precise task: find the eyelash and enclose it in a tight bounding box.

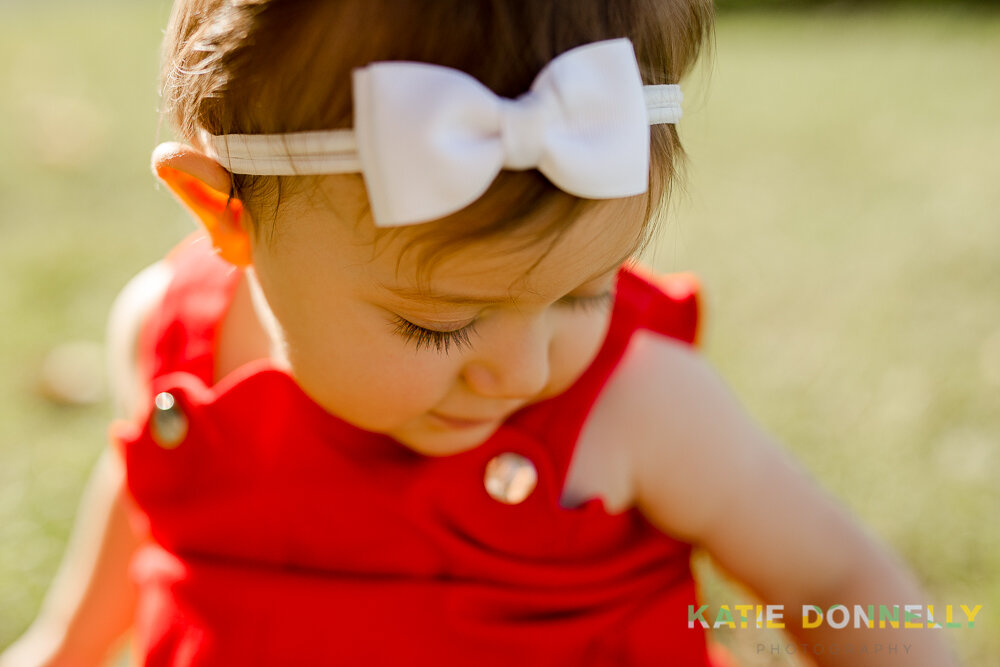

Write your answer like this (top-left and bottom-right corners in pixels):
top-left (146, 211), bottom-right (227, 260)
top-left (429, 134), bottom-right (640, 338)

top-left (391, 290), bottom-right (615, 355)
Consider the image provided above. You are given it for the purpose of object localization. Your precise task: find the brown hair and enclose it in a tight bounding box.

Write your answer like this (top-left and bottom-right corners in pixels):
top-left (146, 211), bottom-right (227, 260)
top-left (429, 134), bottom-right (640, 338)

top-left (160, 0), bottom-right (714, 281)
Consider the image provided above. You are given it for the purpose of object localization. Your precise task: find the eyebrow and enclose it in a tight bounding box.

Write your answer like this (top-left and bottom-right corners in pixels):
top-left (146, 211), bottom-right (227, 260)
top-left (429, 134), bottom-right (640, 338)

top-left (378, 251), bottom-right (634, 305)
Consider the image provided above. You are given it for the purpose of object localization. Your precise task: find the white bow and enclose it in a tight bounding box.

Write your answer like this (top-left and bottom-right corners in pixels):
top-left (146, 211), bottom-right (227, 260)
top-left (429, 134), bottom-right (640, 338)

top-left (200, 38), bottom-right (682, 228)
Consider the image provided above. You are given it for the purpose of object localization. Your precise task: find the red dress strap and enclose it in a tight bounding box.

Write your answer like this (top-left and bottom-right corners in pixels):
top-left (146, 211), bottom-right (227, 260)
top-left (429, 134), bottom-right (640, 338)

top-left (136, 233), bottom-right (241, 389)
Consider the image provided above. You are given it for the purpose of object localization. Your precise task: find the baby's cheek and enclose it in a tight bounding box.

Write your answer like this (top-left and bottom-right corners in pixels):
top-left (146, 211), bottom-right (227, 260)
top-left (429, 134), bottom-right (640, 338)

top-left (362, 342), bottom-right (460, 415)
top-left (544, 314), bottom-right (612, 399)
top-left (296, 329), bottom-right (457, 431)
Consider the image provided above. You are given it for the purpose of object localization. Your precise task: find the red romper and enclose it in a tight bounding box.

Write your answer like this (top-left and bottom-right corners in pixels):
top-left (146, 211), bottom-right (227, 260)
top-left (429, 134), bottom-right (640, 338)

top-left (112, 233), bottom-right (717, 666)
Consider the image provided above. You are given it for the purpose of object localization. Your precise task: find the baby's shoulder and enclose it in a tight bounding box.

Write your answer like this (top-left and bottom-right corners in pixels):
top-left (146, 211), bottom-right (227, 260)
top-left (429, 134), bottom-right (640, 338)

top-left (597, 329), bottom-right (712, 476)
top-left (106, 261), bottom-right (173, 420)
top-left (587, 329), bottom-right (764, 537)
top-left (604, 328), bottom-right (798, 545)
top-left (568, 330), bottom-right (707, 514)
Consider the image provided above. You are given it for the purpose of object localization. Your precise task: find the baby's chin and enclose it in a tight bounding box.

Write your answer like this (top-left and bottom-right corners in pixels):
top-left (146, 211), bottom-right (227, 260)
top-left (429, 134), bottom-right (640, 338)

top-left (384, 413), bottom-right (504, 457)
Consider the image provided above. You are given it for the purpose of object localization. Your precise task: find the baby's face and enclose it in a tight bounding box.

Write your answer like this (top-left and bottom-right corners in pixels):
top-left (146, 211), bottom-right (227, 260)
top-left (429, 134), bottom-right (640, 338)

top-left (246, 177), bottom-right (647, 455)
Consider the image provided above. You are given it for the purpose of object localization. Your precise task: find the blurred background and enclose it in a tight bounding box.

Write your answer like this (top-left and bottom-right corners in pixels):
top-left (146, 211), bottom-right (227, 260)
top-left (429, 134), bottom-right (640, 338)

top-left (0, 1), bottom-right (997, 665)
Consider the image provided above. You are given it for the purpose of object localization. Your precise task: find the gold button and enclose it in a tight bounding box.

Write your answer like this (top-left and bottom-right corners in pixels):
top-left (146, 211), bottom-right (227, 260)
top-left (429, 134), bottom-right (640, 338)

top-left (151, 392), bottom-right (187, 449)
top-left (484, 452), bottom-right (538, 505)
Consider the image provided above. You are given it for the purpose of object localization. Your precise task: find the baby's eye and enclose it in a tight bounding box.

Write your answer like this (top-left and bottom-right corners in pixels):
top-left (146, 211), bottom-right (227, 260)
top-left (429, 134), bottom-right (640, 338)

top-left (561, 289), bottom-right (615, 312)
top-left (389, 289), bottom-right (614, 355)
top-left (390, 317), bottom-right (478, 355)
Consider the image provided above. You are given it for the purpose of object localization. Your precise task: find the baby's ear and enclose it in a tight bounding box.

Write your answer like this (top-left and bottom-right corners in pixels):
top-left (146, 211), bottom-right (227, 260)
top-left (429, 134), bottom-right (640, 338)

top-left (151, 142), bottom-right (253, 267)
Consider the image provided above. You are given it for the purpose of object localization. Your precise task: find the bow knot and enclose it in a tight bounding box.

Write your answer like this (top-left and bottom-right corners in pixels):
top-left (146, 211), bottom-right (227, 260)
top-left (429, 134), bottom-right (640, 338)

top-left (500, 93), bottom-right (550, 170)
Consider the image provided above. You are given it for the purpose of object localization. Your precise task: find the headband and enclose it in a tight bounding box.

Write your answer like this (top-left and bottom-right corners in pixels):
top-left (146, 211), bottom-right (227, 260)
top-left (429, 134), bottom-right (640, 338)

top-left (198, 38), bottom-right (682, 227)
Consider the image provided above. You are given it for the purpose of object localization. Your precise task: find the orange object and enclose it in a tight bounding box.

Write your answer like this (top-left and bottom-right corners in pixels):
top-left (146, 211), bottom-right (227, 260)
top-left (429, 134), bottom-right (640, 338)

top-left (156, 165), bottom-right (252, 267)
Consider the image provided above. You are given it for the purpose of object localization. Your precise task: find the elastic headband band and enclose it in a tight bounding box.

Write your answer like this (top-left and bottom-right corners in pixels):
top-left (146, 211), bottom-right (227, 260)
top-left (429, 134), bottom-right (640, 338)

top-left (199, 85), bottom-right (681, 178)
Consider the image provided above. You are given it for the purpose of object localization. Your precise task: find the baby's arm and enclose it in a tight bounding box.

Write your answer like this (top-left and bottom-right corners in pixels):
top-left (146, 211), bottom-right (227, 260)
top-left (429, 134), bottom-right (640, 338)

top-left (626, 332), bottom-right (959, 667)
top-left (0, 449), bottom-right (141, 667)
top-left (0, 263), bottom-right (170, 667)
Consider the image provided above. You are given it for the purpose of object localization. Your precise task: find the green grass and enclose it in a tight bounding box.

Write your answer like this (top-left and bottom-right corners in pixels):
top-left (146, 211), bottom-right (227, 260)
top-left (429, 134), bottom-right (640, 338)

top-left (1, 3), bottom-right (998, 665)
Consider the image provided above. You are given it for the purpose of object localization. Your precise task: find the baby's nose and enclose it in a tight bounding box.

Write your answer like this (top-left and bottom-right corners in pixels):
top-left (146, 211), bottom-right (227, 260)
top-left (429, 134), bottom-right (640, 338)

top-left (462, 317), bottom-right (551, 400)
